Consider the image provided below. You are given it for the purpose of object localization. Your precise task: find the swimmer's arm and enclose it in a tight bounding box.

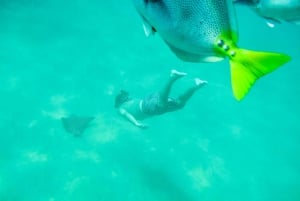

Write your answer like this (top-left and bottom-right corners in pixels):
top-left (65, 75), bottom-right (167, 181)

top-left (118, 108), bottom-right (147, 129)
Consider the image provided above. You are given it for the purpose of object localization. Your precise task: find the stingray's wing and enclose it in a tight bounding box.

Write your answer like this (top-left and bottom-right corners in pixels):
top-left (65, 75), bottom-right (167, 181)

top-left (61, 115), bottom-right (95, 137)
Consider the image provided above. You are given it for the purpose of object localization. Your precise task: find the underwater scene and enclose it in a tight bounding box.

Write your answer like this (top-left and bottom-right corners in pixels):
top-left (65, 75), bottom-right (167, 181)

top-left (1, 0), bottom-right (300, 200)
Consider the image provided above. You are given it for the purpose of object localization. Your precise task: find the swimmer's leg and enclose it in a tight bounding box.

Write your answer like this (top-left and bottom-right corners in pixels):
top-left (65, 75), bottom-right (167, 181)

top-left (159, 69), bottom-right (187, 104)
top-left (177, 78), bottom-right (207, 106)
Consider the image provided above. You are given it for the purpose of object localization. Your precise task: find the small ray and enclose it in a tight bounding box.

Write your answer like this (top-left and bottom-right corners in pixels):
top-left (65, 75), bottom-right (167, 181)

top-left (61, 115), bottom-right (95, 137)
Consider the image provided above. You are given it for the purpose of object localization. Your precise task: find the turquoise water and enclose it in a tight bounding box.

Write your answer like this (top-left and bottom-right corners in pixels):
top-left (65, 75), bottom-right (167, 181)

top-left (1, 1), bottom-right (300, 201)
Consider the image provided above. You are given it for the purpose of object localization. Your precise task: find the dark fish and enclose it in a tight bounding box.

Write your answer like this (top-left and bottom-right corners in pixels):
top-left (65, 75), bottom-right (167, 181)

top-left (61, 115), bottom-right (94, 137)
top-left (235, 0), bottom-right (300, 26)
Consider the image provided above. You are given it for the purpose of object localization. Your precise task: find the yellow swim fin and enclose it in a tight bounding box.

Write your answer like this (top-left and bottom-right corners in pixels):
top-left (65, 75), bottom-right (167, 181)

top-left (229, 49), bottom-right (291, 101)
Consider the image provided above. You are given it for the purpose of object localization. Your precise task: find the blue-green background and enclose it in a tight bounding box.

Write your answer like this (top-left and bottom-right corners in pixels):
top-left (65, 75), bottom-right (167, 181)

top-left (1, 1), bottom-right (300, 201)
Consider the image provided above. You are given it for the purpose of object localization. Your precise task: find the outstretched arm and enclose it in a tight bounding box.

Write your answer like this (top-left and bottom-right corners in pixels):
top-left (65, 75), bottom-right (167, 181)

top-left (118, 108), bottom-right (147, 129)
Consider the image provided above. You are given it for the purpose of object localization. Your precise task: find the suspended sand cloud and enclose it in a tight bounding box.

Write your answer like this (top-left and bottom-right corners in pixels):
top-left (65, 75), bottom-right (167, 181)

top-left (74, 150), bottom-right (100, 163)
top-left (41, 93), bottom-right (77, 119)
top-left (42, 94), bottom-right (72, 118)
top-left (19, 150), bottom-right (48, 164)
top-left (188, 156), bottom-right (229, 191)
top-left (42, 108), bottom-right (68, 120)
top-left (229, 124), bottom-right (243, 139)
top-left (64, 176), bottom-right (90, 194)
top-left (85, 114), bottom-right (119, 144)
top-left (105, 84), bottom-right (115, 96)
top-left (26, 151), bottom-right (48, 162)
top-left (2, 75), bottom-right (20, 92)
top-left (188, 167), bottom-right (211, 190)
top-left (50, 94), bottom-right (74, 106)
top-left (196, 138), bottom-right (210, 153)
top-left (209, 156), bottom-right (230, 181)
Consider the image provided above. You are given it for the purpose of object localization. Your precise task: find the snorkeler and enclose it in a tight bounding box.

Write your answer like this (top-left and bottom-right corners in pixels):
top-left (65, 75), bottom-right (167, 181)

top-left (115, 69), bottom-right (207, 128)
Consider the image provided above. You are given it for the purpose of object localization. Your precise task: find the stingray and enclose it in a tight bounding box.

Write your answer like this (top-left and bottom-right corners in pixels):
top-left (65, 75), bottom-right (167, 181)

top-left (61, 115), bottom-right (95, 137)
